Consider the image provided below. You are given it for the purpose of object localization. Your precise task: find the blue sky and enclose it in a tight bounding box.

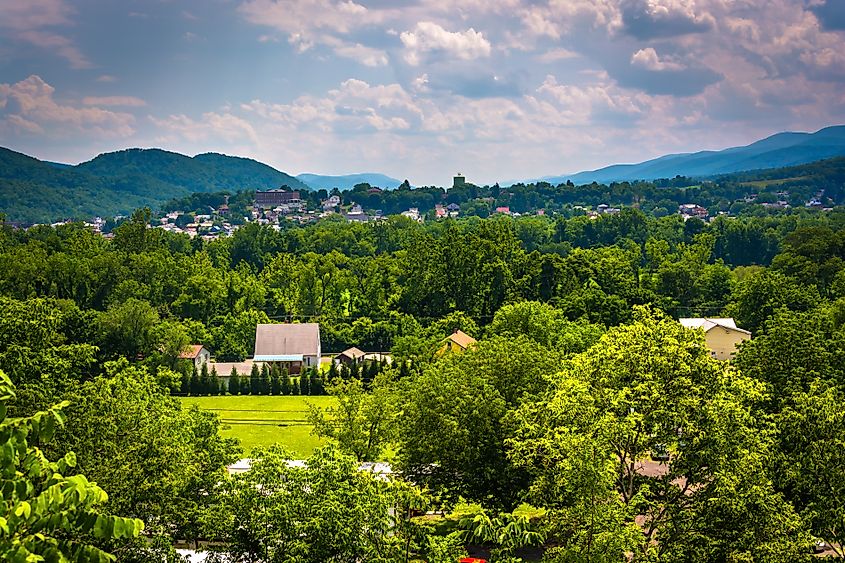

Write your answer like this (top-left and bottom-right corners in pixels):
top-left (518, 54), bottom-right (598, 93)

top-left (1, 0), bottom-right (844, 186)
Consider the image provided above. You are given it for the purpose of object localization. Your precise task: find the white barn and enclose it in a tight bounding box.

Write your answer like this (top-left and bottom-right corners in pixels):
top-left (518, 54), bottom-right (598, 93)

top-left (253, 323), bottom-right (321, 374)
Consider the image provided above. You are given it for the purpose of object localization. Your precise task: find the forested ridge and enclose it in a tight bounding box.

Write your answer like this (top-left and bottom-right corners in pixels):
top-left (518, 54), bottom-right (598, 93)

top-left (2, 207), bottom-right (845, 561)
top-left (0, 147), bottom-right (307, 224)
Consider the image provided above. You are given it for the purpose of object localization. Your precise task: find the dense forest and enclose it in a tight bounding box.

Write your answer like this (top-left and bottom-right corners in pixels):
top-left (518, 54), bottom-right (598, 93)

top-left (3, 206), bottom-right (845, 561)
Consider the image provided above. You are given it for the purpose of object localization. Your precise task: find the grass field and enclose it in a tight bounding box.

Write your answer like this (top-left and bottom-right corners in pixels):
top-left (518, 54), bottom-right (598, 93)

top-left (181, 395), bottom-right (336, 457)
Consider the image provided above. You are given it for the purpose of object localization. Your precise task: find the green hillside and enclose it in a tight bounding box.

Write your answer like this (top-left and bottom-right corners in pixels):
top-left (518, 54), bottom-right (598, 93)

top-left (77, 148), bottom-right (307, 193)
top-left (0, 147), bottom-right (307, 224)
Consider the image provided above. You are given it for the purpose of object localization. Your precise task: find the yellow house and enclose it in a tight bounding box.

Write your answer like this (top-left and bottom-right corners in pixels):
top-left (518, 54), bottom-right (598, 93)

top-left (679, 318), bottom-right (751, 361)
top-left (437, 329), bottom-right (477, 356)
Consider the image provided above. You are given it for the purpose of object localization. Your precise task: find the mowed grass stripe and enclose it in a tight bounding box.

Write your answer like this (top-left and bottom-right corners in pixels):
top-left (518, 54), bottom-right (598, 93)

top-left (180, 396), bottom-right (336, 457)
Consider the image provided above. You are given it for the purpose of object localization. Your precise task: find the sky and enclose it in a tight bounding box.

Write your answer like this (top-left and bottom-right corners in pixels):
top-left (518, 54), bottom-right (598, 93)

top-left (1, 0), bottom-right (844, 186)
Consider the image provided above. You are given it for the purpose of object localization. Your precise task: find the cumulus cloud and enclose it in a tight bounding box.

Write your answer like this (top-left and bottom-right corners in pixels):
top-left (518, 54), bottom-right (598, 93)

top-left (325, 39), bottom-right (389, 66)
top-left (630, 48), bottom-right (685, 71)
top-left (150, 112), bottom-right (260, 146)
top-left (0, 75), bottom-right (135, 138)
top-left (238, 0), bottom-right (383, 35)
top-left (400, 21), bottom-right (491, 65)
top-left (620, 0), bottom-right (715, 39)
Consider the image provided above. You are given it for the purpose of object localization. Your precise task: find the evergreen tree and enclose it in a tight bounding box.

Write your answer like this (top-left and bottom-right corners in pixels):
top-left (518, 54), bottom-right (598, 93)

top-left (281, 368), bottom-right (292, 395)
top-left (300, 369), bottom-right (310, 396)
top-left (239, 373), bottom-right (250, 395)
top-left (250, 363), bottom-right (260, 395)
top-left (261, 363), bottom-right (271, 395)
top-left (200, 362), bottom-right (210, 395)
top-left (180, 370), bottom-right (191, 395)
top-left (211, 365), bottom-right (220, 395)
top-left (228, 366), bottom-right (240, 395)
top-left (291, 375), bottom-right (300, 395)
top-left (270, 364), bottom-right (282, 395)
top-left (189, 365), bottom-right (200, 396)
top-left (309, 369), bottom-right (324, 395)
top-left (363, 361), bottom-right (378, 387)
top-left (349, 361), bottom-right (360, 381)
top-left (398, 359), bottom-right (410, 379)
top-left (328, 361), bottom-right (339, 383)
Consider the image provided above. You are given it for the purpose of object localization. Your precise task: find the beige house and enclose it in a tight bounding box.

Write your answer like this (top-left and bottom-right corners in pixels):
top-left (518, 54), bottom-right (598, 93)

top-left (679, 318), bottom-right (751, 361)
top-left (436, 329), bottom-right (478, 356)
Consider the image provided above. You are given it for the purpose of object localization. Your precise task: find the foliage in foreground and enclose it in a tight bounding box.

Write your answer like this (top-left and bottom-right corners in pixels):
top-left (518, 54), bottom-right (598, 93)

top-left (0, 369), bottom-right (144, 563)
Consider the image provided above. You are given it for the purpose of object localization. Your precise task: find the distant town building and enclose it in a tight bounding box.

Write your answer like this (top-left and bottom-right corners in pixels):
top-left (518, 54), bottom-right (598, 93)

top-left (596, 203), bottom-right (621, 215)
top-left (322, 194), bottom-right (341, 211)
top-left (255, 189), bottom-right (301, 208)
top-left (678, 203), bottom-right (708, 220)
top-left (401, 207), bottom-right (422, 222)
top-left (217, 195), bottom-right (230, 215)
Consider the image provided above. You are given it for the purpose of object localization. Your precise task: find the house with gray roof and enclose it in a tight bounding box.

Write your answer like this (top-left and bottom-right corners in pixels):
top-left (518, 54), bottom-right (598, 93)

top-left (253, 323), bottom-right (321, 374)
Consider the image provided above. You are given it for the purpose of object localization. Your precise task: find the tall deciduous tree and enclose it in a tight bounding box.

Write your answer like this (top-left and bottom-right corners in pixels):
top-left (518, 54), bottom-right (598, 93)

top-left (508, 307), bottom-right (810, 562)
top-left (51, 360), bottom-right (239, 543)
top-left (309, 376), bottom-right (397, 462)
top-left (0, 369), bottom-right (145, 562)
top-left (216, 445), bottom-right (425, 563)
top-left (398, 337), bottom-right (562, 507)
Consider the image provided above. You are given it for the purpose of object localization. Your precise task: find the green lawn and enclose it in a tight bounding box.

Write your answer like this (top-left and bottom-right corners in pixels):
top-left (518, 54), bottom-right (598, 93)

top-left (181, 395), bottom-right (336, 457)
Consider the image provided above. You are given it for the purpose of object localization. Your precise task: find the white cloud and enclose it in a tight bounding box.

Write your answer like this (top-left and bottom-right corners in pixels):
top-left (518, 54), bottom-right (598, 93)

top-left (400, 21), bottom-right (491, 65)
top-left (326, 40), bottom-right (389, 67)
top-left (238, 0), bottom-right (384, 35)
top-left (535, 74), bottom-right (649, 126)
top-left (630, 47), bottom-right (686, 71)
top-left (150, 112), bottom-right (260, 146)
top-left (0, 75), bottom-right (135, 138)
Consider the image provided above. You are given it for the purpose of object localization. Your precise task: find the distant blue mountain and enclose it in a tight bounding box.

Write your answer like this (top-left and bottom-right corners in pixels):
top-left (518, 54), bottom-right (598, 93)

top-left (525, 125), bottom-right (845, 185)
top-left (297, 172), bottom-right (404, 191)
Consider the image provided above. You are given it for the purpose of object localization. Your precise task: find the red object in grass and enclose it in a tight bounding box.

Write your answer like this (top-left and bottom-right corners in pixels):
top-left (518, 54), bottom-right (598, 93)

top-left (459, 559), bottom-right (487, 563)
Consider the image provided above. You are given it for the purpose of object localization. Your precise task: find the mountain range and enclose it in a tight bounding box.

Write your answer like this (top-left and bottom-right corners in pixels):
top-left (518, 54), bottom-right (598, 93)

top-left (524, 125), bottom-right (845, 185)
top-left (0, 148), bottom-right (308, 224)
top-left (2, 125), bottom-right (845, 223)
top-left (296, 173), bottom-right (403, 191)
